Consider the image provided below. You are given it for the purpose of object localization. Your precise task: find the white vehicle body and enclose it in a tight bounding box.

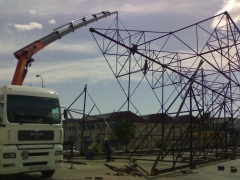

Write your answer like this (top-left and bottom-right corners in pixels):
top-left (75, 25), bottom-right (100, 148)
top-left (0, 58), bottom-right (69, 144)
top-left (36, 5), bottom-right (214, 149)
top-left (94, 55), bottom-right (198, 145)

top-left (0, 85), bottom-right (63, 176)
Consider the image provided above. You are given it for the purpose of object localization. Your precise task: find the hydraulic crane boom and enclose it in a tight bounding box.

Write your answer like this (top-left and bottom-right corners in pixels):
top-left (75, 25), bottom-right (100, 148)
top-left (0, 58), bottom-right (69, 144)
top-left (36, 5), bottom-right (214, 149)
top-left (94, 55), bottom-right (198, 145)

top-left (12, 11), bottom-right (118, 85)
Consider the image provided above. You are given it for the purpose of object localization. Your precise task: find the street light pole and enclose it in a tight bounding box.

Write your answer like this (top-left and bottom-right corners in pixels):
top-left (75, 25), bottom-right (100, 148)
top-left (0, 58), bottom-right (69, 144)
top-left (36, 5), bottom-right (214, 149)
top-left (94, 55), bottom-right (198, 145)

top-left (36, 74), bottom-right (43, 88)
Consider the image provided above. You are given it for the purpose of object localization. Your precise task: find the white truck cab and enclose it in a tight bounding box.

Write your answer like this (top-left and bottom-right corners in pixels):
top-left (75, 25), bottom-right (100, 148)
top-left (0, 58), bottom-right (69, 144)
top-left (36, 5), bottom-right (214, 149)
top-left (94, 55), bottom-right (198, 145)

top-left (0, 85), bottom-right (63, 177)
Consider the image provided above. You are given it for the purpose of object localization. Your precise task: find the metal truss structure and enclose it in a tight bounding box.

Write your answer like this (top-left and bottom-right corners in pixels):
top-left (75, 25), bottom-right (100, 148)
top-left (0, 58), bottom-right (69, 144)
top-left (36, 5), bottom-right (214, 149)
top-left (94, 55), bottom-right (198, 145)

top-left (62, 84), bottom-right (104, 154)
top-left (88, 11), bottom-right (240, 175)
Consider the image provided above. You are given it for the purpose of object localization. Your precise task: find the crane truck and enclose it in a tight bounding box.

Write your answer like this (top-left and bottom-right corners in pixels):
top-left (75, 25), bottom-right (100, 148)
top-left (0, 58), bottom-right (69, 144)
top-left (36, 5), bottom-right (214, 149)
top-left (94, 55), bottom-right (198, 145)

top-left (0, 11), bottom-right (118, 177)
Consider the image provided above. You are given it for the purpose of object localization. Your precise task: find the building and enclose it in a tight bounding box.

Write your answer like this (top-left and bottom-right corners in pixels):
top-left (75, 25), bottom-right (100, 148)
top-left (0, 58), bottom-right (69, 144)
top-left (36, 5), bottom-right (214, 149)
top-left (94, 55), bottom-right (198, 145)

top-left (62, 111), bottom-right (201, 153)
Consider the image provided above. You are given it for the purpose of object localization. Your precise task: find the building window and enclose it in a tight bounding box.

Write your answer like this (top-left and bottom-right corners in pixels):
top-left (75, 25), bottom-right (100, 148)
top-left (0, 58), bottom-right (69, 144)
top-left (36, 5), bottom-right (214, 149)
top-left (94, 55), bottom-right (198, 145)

top-left (97, 123), bottom-right (102, 130)
top-left (89, 124), bottom-right (94, 130)
top-left (84, 140), bottom-right (91, 145)
top-left (84, 124), bottom-right (95, 130)
top-left (109, 123), bottom-right (116, 129)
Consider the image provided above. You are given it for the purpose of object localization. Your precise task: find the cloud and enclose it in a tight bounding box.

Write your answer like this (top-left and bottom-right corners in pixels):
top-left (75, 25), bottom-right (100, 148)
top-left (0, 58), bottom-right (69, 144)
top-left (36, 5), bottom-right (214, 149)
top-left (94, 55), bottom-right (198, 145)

top-left (29, 10), bottom-right (36, 15)
top-left (0, 55), bottom-right (113, 85)
top-left (25, 58), bottom-right (114, 85)
top-left (0, 0), bottom-right (214, 19)
top-left (0, 0), bottom-right (230, 87)
top-left (45, 41), bottom-right (98, 54)
top-left (13, 22), bottom-right (43, 31)
top-left (0, 55), bottom-right (143, 86)
top-left (49, 19), bottom-right (56, 24)
top-left (211, 0), bottom-right (240, 28)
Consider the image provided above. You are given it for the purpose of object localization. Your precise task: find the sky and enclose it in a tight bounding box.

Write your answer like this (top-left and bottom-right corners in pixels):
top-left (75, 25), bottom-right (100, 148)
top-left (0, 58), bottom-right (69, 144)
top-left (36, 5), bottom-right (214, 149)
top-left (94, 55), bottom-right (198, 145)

top-left (0, 0), bottom-right (240, 118)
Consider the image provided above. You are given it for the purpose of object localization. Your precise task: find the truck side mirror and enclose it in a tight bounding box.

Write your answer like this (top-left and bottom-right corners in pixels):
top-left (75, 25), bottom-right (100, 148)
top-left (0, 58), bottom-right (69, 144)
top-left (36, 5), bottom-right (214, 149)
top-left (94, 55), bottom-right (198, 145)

top-left (0, 100), bottom-right (4, 107)
top-left (64, 109), bottom-right (68, 119)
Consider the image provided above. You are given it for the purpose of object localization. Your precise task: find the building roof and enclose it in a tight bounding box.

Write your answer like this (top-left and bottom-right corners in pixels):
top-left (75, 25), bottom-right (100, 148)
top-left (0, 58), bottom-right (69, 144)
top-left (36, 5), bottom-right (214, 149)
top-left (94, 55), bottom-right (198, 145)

top-left (63, 111), bottom-right (198, 125)
top-left (144, 113), bottom-right (174, 123)
top-left (63, 111), bottom-right (145, 124)
top-left (175, 114), bottom-right (197, 124)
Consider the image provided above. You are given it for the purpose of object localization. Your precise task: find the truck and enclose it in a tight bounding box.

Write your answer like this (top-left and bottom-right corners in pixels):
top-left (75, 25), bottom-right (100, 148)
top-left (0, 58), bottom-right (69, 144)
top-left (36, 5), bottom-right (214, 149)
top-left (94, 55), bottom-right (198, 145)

top-left (0, 85), bottom-right (62, 177)
top-left (0, 11), bottom-right (118, 177)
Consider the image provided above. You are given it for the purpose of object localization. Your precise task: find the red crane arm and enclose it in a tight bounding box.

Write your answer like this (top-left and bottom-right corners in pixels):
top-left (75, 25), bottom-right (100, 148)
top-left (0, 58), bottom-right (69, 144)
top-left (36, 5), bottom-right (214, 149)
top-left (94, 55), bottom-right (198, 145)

top-left (11, 11), bottom-right (118, 85)
top-left (12, 41), bottom-right (44, 85)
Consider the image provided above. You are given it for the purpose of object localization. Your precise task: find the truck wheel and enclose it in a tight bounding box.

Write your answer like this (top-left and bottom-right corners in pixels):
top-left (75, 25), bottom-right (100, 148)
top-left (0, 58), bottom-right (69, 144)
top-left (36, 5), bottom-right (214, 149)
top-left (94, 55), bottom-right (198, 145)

top-left (41, 170), bottom-right (55, 177)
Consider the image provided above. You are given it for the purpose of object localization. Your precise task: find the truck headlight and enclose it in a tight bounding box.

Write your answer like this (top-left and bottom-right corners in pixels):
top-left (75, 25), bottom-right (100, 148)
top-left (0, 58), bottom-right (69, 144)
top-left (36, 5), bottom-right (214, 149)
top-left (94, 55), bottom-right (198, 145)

top-left (55, 151), bottom-right (63, 156)
top-left (3, 153), bottom-right (16, 159)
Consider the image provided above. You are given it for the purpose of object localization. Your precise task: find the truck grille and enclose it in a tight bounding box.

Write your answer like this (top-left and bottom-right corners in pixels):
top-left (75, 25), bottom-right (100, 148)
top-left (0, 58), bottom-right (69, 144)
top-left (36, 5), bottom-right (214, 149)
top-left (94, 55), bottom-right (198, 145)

top-left (23, 162), bottom-right (47, 166)
top-left (26, 152), bottom-right (49, 156)
top-left (18, 130), bottom-right (54, 141)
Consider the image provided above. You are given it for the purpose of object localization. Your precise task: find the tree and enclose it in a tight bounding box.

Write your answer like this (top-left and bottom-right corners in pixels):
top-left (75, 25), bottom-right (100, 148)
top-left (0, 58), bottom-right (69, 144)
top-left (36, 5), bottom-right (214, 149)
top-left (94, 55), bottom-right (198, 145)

top-left (89, 143), bottom-right (104, 153)
top-left (114, 118), bottom-right (136, 144)
top-left (201, 112), bottom-right (212, 130)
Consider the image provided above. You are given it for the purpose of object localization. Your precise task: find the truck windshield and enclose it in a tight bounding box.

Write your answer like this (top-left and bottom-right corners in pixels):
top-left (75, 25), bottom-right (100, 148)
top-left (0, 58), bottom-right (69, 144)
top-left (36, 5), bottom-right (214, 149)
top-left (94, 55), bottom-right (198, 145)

top-left (7, 95), bottom-right (61, 124)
